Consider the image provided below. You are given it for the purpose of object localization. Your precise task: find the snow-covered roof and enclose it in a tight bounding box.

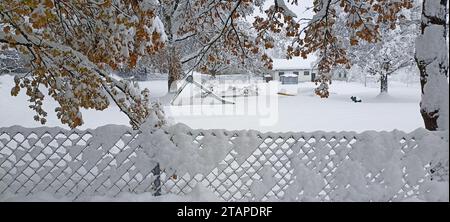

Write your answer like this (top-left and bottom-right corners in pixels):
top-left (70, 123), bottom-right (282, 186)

top-left (272, 56), bottom-right (317, 70)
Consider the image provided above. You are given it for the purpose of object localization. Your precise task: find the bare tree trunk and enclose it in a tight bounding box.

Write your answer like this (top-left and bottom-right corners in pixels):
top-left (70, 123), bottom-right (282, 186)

top-left (380, 75), bottom-right (388, 94)
top-left (167, 46), bottom-right (182, 92)
top-left (414, 0), bottom-right (449, 131)
top-left (162, 6), bottom-right (183, 93)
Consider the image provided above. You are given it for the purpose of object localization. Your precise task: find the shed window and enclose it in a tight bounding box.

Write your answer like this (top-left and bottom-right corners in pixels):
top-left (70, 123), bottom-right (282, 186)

top-left (293, 71), bottom-right (299, 75)
top-left (304, 71), bottom-right (310, 75)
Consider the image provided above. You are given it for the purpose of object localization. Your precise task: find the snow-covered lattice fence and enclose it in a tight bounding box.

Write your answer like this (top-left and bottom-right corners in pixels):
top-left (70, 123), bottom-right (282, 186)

top-left (0, 124), bottom-right (448, 201)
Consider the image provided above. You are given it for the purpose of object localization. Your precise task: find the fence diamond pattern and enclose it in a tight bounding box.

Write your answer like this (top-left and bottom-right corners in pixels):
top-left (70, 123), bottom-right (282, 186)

top-left (0, 125), bottom-right (448, 201)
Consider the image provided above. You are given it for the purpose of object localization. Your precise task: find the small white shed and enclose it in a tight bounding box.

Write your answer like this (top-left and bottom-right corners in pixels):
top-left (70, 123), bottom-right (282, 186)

top-left (271, 56), bottom-right (319, 84)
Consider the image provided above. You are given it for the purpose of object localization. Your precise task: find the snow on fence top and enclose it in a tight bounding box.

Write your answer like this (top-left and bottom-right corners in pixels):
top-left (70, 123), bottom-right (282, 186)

top-left (0, 124), bottom-right (448, 201)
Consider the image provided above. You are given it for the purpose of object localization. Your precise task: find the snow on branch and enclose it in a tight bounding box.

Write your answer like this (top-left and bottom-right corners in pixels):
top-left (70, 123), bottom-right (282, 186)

top-left (0, 0), bottom-right (166, 129)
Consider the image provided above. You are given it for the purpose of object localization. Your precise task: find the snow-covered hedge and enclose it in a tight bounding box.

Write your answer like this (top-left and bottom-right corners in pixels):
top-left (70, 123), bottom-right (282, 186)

top-left (0, 124), bottom-right (448, 201)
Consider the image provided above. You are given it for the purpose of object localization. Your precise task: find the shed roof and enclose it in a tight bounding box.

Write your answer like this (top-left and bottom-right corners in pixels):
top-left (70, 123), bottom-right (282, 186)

top-left (272, 55), bottom-right (317, 70)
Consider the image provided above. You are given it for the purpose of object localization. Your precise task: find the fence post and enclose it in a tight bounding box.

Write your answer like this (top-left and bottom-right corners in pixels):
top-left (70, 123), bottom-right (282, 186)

top-left (151, 163), bottom-right (162, 196)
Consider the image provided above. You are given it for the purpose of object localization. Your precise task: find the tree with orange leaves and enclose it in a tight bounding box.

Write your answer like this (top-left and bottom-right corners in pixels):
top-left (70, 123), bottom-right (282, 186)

top-left (1, 0), bottom-right (447, 132)
top-left (255, 0), bottom-right (448, 131)
top-left (0, 0), bottom-right (165, 129)
top-left (254, 0), bottom-right (414, 97)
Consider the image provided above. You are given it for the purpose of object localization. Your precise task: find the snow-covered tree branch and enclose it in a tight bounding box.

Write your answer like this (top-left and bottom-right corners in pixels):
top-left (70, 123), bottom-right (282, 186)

top-left (0, 0), bottom-right (166, 129)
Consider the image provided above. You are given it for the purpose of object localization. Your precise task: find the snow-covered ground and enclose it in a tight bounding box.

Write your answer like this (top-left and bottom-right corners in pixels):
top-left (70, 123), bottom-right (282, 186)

top-left (0, 75), bottom-right (165, 129)
top-left (0, 74), bottom-right (424, 132)
top-left (0, 184), bottom-right (221, 202)
top-left (0, 74), bottom-right (446, 203)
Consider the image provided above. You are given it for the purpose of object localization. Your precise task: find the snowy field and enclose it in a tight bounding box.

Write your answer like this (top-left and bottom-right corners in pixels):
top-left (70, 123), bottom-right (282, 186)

top-left (168, 79), bottom-right (423, 132)
top-left (0, 74), bottom-right (423, 132)
top-left (0, 74), bottom-right (444, 202)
